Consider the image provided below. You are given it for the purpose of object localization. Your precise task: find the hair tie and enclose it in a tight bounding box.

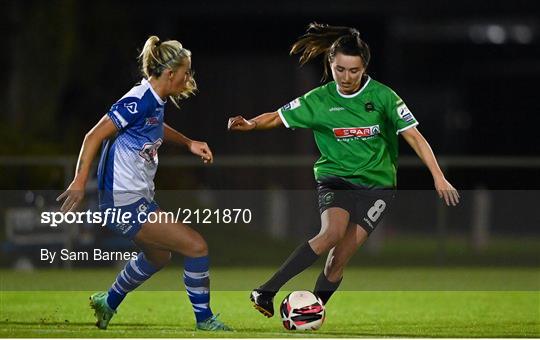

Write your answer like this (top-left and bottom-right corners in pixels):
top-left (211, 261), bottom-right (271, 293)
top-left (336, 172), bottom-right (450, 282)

top-left (155, 40), bottom-right (162, 47)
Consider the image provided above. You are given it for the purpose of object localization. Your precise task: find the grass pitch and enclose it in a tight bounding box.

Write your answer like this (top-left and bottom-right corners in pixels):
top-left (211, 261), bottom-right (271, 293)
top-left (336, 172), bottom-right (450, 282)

top-left (0, 268), bottom-right (539, 338)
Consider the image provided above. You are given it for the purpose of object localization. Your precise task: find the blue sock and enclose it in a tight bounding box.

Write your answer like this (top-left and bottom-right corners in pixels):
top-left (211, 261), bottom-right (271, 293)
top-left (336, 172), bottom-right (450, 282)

top-left (106, 253), bottom-right (160, 310)
top-left (184, 256), bottom-right (213, 323)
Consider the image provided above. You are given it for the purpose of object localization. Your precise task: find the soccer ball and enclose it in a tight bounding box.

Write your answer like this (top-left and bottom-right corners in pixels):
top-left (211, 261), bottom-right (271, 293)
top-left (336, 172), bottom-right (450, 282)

top-left (280, 290), bottom-right (325, 330)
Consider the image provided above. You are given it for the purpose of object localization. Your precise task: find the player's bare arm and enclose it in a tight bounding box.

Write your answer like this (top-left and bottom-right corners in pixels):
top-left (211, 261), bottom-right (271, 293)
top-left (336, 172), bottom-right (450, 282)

top-left (164, 123), bottom-right (213, 163)
top-left (401, 127), bottom-right (460, 206)
top-left (57, 115), bottom-right (117, 212)
top-left (228, 111), bottom-right (283, 131)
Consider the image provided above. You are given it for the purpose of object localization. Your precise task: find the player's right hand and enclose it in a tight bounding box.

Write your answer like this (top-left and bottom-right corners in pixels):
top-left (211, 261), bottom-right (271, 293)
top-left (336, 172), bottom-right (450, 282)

top-left (227, 115), bottom-right (256, 131)
top-left (57, 180), bottom-right (86, 213)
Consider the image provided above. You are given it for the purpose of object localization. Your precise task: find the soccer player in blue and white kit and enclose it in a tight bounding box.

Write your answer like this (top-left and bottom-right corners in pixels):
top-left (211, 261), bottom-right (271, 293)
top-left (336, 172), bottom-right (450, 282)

top-left (57, 36), bottom-right (231, 331)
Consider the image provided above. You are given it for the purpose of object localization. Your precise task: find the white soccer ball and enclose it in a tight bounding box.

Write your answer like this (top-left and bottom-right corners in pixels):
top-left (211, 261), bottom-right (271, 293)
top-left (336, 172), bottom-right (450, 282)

top-left (280, 290), bottom-right (325, 330)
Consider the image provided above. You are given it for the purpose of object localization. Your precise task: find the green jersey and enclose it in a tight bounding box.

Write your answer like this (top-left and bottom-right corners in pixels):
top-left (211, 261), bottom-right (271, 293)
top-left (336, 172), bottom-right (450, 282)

top-left (277, 77), bottom-right (418, 188)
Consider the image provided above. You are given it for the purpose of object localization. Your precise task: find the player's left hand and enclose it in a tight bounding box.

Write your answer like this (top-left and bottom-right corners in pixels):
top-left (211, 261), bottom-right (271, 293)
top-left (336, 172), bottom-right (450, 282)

top-left (189, 140), bottom-right (213, 164)
top-left (434, 176), bottom-right (460, 206)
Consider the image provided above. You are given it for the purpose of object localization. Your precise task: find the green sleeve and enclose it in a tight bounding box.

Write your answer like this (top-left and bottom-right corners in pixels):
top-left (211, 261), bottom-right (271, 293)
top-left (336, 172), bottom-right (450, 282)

top-left (384, 88), bottom-right (419, 134)
top-left (277, 94), bottom-right (315, 129)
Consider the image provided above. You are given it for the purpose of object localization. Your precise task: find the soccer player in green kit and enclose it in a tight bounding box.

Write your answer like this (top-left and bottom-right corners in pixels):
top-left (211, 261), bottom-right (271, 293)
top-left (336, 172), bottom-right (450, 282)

top-left (228, 23), bottom-right (460, 317)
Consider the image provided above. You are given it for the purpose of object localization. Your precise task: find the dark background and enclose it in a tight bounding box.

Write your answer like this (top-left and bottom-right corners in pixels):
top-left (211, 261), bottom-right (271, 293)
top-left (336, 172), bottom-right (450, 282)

top-left (3, 0), bottom-right (540, 190)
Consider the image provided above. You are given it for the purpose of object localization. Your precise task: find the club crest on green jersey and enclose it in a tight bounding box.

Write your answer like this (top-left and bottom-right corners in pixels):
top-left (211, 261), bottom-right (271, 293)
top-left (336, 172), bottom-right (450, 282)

top-left (365, 102), bottom-right (375, 112)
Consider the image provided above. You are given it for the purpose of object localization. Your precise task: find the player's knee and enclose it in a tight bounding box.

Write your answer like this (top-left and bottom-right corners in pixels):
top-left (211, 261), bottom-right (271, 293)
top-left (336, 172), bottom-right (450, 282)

top-left (188, 237), bottom-right (208, 257)
top-left (311, 231), bottom-right (343, 254)
top-left (327, 228), bottom-right (346, 245)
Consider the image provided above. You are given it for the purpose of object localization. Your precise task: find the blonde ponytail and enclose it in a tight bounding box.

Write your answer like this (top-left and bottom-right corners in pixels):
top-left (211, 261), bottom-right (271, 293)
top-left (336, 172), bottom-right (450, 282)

top-left (138, 35), bottom-right (197, 107)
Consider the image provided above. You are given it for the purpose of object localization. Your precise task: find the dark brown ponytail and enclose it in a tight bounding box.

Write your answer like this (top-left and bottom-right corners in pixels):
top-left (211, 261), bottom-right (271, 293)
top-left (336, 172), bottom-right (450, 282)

top-left (290, 23), bottom-right (370, 80)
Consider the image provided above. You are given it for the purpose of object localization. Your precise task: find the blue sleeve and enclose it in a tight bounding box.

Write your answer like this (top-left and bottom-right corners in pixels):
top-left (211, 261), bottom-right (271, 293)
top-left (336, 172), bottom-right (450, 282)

top-left (107, 97), bottom-right (145, 131)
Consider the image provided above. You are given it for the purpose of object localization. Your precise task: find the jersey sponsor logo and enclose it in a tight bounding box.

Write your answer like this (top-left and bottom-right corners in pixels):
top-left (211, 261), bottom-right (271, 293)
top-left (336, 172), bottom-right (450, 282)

top-left (145, 117), bottom-right (160, 125)
top-left (281, 98), bottom-right (301, 111)
top-left (124, 102), bottom-right (138, 114)
top-left (333, 125), bottom-right (380, 139)
top-left (329, 107), bottom-right (345, 112)
top-left (139, 138), bottom-right (163, 165)
top-left (397, 103), bottom-right (414, 122)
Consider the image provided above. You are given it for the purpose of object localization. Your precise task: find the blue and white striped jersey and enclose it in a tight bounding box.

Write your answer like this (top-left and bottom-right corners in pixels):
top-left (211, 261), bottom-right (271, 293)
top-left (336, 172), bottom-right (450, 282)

top-left (97, 78), bottom-right (165, 207)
